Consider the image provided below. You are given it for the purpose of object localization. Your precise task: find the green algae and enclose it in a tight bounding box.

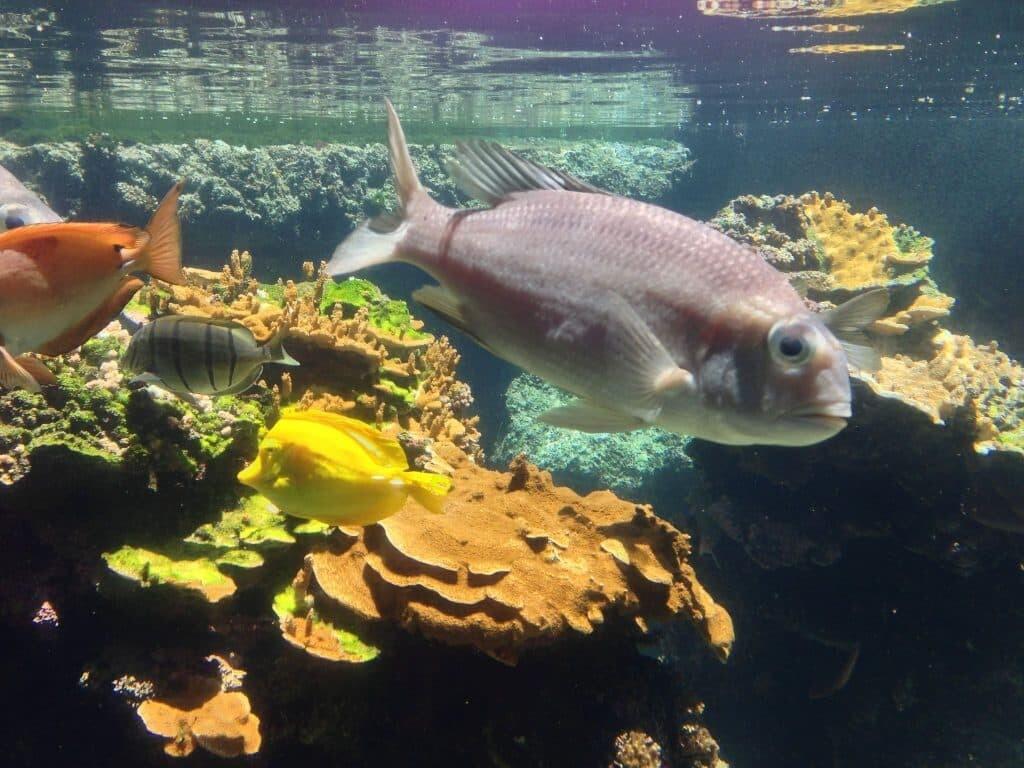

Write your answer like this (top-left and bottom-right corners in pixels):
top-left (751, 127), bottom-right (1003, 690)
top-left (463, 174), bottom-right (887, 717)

top-left (320, 277), bottom-right (431, 341)
top-left (186, 494), bottom-right (295, 551)
top-left (215, 549), bottom-right (266, 570)
top-left (894, 223), bottom-right (935, 262)
top-left (272, 582), bottom-right (380, 663)
top-left (374, 377), bottom-right (417, 409)
top-left (103, 545), bottom-right (237, 602)
top-left (0, 329), bottom-right (275, 492)
top-left (293, 519), bottom-right (333, 536)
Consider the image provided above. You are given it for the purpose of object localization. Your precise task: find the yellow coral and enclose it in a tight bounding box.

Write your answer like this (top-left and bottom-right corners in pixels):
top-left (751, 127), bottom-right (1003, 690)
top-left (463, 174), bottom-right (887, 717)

top-left (802, 192), bottom-right (898, 289)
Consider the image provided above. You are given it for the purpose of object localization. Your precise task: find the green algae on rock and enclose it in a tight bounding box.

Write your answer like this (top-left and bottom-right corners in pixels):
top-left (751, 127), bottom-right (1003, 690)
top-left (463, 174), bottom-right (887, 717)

top-left (0, 325), bottom-right (276, 491)
top-left (185, 495), bottom-right (296, 552)
top-left (319, 276), bottom-right (432, 343)
top-left (103, 546), bottom-right (237, 603)
top-left (272, 575), bottom-right (380, 663)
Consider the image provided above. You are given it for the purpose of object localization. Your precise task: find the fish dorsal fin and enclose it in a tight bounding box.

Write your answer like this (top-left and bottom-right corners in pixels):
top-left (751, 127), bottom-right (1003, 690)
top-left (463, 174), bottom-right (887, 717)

top-left (445, 140), bottom-right (608, 206)
top-left (822, 288), bottom-right (890, 372)
top-left (156, 314), bottom-right (250, 332)
top-left (282, 409), bottom-right (409, 470)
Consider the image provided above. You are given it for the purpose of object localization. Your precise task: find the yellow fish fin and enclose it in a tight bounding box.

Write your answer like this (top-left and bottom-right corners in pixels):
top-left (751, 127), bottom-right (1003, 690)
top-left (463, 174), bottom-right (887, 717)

top-left (405, 471), bottom-right (452, 515)
top-left (282, 408), bottom-right (409, 470)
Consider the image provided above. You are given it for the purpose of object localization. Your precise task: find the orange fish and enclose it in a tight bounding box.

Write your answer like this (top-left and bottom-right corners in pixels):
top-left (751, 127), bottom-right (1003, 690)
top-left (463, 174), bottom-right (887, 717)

top-left (0, 181), bottom-right (186, 391)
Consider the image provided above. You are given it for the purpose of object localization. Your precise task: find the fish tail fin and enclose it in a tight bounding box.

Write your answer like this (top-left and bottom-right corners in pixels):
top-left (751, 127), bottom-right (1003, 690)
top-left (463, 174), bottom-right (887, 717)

top-left (140, 179), bottom-right (186, 285)
top-left (406, 471), bottom-right (452, 515)
top-left (823, 288), bottom-right (890, 372)
top-left (326, 99), bottom-right (424, 277)
top-left (263, 326), bottom-right (300, 366)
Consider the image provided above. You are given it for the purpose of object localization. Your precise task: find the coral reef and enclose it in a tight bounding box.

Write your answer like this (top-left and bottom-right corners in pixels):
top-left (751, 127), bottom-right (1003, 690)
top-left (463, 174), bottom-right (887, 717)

top-left (0, 248), bottom-right (728, 764)
top-left (137, 691), bottom-right (261, 758)
top-left (300, 444), bottom-right (733, 664)
top-left (136, 253), bottom-right (481, 458)
top-left (707, 192), bottom-right (1024, 567)
top-left (0, 137), bottom-right (692, 269)
top-left (493, 373), bottom-right (695, 503)
top-left (611, 730), bottom-right (664, 768)
top-left (710, 192), bottom-right (955, 347)
top-left (0, 326), bottom-right (273, 494)
top-left (103, 546), bottom-right (237, 603)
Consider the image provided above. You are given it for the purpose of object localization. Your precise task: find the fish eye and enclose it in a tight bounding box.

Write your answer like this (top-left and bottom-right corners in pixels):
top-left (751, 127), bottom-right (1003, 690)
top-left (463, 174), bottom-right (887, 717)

top-left (769, 322), bottom-right (814, 367)
top-left (4, 213), bottom-right (25, 230)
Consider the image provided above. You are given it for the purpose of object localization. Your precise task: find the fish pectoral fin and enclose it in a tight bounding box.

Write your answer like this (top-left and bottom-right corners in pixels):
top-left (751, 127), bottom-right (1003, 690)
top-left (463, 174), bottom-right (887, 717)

top-left (129, 373), bottom-right (164, 386)
top-left (0, 347), bottom-right (41, 392)
top-left (446, 139), bottom-right (609, 206)
top-left (412, 284), bottom-right (468, 329)
top-left (36, 277), bottom-right (145, 356)
top-left (538, 400), bottom-right (644, 433)
top-left (15, 355), bottom-right (56, 387)
top-left (605, 291), bottom-right (696, 408)
top-left (215, 366), bottom-right (263, 396)
top-left (411, 284), bottom-right (496, 351)
top-left (823, 288), bottom-right (890, 372)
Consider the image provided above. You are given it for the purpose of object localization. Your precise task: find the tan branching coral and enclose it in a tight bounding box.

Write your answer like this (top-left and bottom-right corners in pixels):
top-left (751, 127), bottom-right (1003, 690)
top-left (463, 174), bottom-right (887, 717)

top-left (303, 443), bottom-right (733, 664)
top-left (137, 691), bottom-right (261, 758)
top-left (677, 702), bottom-right (729, 768)
top-left (611, 730), bottom-right (663, 768)
top-left (411, 336), bottom-right (482, 456)
top-left (140, 254), bottom-right (480, 441)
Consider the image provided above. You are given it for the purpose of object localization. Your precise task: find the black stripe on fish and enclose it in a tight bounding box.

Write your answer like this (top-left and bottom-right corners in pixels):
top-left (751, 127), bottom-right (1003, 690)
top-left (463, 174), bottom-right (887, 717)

top-left (226, 324), bottom-right (238, 386)
top-left (171, 318), bottom-right (192, 393)
top-left (204, 321), bottom-right (216, 391)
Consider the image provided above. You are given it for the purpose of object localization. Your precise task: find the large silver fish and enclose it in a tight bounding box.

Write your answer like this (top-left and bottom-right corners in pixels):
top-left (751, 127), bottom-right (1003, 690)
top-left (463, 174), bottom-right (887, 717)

top-left (0, 163), bottom-right (61, 231)
top-left (123, 316), bottom-right (299, 397)
top-left (328, 100), bottom-right (888, 447)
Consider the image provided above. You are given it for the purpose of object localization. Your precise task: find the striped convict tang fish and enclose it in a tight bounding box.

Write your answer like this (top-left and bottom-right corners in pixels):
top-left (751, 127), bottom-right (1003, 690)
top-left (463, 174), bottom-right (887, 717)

top-left (122, 315), bottom-right (299, 397)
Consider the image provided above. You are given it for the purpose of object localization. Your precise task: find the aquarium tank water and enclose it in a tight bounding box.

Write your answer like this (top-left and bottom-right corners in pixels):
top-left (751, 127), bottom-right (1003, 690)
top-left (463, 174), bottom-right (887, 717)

top-left (0, 1), bottom-right (1022, 766)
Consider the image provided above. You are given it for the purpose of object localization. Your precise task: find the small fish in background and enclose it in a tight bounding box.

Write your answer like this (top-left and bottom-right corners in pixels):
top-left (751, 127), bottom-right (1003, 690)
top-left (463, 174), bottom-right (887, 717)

top-left (0, 181), bottom-right (186, 392)
top-left (236, 409), bottom-right (452, 526)
top-left (122, 316), bottom-right (299, 397)
top-left (327, 100), bottom-right (888, 447)
top-left (0, 163), bottom-right (61, 231)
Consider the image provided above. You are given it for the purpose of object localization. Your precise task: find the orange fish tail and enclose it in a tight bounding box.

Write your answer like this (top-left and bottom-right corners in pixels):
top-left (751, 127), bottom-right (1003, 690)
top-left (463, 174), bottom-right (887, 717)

top-left (138, 180), bottom-right (185, 285)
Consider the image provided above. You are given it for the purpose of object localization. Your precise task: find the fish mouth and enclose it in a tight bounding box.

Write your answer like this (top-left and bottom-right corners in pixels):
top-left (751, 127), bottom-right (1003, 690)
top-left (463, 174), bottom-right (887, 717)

top-left (784, 402), bottom-right (851, 430)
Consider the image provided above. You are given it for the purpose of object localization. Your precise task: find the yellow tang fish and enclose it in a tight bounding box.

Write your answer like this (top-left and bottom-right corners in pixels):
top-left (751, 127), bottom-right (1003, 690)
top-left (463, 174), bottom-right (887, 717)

top-left (236, 409), bottom-right (452, 526)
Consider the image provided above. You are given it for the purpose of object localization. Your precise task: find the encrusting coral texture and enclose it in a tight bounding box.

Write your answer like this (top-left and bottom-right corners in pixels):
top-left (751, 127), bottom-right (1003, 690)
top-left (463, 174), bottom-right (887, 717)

top-left (302, 442), bottom-right (733, 665)
top-left (137, 691), bottom-right (261, 758)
